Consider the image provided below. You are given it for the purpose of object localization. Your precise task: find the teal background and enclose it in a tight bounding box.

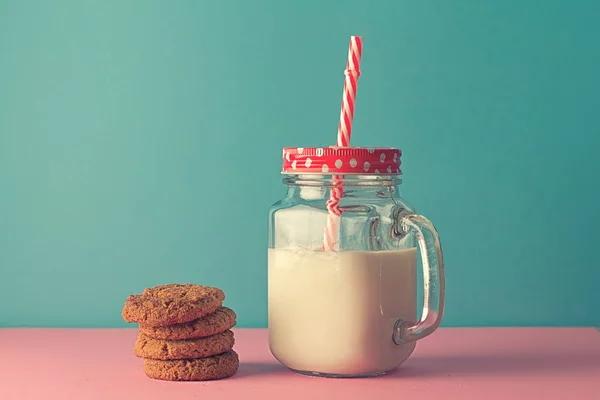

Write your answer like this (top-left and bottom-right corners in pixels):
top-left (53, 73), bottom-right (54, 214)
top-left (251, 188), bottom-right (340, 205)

top-left (1, 0), bottom-right (599, 328)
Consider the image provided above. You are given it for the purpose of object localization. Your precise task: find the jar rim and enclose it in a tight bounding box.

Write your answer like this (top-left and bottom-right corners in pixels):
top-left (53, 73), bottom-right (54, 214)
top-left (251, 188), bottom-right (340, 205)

top-left (282, 174), bottom-right (402, 187)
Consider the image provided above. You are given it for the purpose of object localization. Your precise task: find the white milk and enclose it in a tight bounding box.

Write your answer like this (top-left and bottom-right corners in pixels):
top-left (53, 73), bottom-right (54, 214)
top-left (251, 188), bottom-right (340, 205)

top-left (268, 247), bottom-right (417, 376)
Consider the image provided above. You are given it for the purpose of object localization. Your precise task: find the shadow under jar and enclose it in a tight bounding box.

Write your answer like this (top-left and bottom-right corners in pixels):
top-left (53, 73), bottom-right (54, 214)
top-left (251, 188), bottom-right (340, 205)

top-left (268, 147), bottom-right (445, 378)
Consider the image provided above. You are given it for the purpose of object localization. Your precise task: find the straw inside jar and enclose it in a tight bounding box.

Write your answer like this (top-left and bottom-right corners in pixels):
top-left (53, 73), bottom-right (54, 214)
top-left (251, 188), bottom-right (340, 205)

top-left (322, 36), bottom-right (363, 252)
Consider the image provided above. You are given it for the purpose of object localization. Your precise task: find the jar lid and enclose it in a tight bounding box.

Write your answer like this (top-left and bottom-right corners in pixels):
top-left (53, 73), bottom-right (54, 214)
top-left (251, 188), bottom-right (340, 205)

top-left (281, 147), bottom-right (402, 175)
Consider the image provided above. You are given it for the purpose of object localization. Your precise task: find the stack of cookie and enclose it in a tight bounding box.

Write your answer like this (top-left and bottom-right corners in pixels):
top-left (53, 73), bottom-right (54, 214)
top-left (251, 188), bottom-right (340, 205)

top-left (122, 283), bottom-right (238, 381)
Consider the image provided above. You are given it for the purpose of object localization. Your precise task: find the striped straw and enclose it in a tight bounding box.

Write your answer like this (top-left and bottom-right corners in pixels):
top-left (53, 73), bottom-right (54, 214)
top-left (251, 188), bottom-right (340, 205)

top-left (337, 36), bottom-right (363, 147)
top-left (323, 36), bottom-right (363, 252)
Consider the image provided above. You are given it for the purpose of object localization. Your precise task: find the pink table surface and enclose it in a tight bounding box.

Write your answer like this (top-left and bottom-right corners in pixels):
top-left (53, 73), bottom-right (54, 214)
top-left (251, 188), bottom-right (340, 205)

top-left (0, 328), bottom-right (598, 400)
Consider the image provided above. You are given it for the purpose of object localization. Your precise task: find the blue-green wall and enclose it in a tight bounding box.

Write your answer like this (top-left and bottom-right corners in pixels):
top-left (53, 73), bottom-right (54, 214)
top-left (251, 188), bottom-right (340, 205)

top-left (1, 0), bottom-right (599, 328)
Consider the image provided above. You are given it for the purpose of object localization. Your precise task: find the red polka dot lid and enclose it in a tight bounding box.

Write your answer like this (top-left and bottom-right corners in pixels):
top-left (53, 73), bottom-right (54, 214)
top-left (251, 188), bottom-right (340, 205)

top-left (281, 147), bottom-right (401, 175)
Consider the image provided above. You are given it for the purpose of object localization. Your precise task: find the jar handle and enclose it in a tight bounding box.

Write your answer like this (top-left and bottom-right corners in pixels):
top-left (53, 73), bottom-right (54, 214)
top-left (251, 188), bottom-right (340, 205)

top-left (393, 212), bottom-right (445, 344)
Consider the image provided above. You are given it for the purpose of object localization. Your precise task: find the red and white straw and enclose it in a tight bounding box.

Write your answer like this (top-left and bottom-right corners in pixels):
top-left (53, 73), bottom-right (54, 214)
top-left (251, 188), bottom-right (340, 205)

top-left (323, 36), bottom-right (363, 252)
top-left (337, 36), bottom-right (363, 147)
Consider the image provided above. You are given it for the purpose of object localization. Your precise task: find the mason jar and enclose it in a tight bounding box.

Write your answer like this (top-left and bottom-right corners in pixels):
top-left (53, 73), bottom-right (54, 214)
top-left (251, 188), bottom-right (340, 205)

top-left (268, 147), bottom-right (445, 377)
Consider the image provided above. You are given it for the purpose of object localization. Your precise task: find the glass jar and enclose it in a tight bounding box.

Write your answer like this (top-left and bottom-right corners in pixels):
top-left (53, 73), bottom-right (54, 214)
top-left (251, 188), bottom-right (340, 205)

top-left (268, 147), bottom-right (445, 377)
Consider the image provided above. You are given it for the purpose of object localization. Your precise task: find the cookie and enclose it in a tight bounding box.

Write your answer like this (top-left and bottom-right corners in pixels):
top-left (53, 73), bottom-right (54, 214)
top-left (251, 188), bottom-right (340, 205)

top-left (139, 307), bottom-right (237, 340)
top-left (135, 330), bottom-right (235, 360)
top-left (143, 350), bottom-right (239, 381)
top-left (122, 283), bottom-right (225, 327)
